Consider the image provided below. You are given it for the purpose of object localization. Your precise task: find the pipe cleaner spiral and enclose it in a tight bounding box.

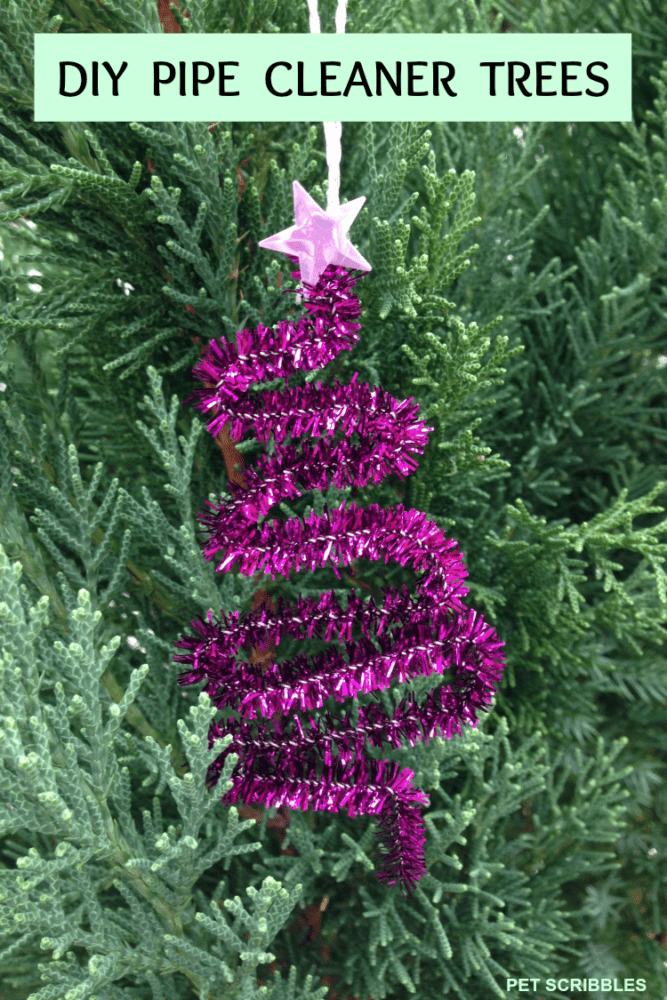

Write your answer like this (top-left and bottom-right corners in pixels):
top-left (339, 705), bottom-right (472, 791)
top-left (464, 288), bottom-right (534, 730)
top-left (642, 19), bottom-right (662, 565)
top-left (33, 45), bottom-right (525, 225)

top-left (174, 261), bottom-right (505, 894)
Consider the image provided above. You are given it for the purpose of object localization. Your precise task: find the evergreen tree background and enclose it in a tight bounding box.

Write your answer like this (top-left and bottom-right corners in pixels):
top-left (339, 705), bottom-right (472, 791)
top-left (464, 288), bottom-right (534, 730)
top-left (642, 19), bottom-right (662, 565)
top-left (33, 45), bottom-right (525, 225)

top-left (0, 0), bottom-right (666, 998)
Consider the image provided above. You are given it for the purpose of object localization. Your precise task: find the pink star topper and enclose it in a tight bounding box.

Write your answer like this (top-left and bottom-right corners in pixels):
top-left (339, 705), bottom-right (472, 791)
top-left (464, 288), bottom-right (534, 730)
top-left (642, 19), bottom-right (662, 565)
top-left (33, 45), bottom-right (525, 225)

top-left (258, 180), bottom-right (371, 288)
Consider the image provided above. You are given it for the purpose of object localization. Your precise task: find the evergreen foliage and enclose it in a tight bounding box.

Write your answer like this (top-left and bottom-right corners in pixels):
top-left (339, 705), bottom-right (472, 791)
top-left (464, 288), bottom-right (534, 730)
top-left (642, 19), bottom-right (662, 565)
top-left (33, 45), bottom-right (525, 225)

top-left (0, 0), bottom-right (666, 998)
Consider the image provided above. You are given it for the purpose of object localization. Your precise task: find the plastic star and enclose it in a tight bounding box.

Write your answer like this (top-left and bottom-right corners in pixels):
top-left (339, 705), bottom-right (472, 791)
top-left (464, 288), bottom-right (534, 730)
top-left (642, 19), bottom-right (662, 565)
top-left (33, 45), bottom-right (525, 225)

top-left (258, 180), bottom-right (371, 287)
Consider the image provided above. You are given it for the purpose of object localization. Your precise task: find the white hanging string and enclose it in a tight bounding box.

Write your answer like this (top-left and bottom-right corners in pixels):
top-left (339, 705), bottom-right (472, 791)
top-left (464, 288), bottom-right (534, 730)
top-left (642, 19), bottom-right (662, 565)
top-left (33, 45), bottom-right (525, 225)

top-left (306, 0), bottom-right (347, 211)
top-left (306, 0), bottom-right (321, 32)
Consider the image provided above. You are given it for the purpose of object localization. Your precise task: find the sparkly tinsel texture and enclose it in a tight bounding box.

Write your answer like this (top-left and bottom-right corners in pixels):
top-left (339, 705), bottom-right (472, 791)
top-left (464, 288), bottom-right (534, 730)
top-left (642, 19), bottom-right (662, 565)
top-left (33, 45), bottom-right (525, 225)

top-left (174, 263), bottom-right (505, 894)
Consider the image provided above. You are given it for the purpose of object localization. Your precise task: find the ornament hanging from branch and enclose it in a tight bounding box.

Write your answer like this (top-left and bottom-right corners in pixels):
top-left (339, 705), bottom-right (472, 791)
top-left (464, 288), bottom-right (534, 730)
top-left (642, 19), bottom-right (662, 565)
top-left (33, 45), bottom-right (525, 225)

top-left (174, 0), bottom-right (505, 895)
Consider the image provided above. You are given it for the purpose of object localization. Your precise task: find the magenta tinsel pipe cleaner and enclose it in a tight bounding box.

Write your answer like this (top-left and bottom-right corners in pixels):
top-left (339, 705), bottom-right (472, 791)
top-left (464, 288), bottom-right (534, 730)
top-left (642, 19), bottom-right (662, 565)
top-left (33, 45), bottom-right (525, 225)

top-left (174, 242), bottom-right (505, 893)
top-left (175, 35), bottom-right (503, 892)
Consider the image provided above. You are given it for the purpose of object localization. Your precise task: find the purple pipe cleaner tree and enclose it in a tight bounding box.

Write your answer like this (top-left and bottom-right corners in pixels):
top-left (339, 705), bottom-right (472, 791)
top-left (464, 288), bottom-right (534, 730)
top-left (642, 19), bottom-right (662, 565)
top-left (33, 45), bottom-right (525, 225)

top-left (174, 260), bottom-right (505, 895)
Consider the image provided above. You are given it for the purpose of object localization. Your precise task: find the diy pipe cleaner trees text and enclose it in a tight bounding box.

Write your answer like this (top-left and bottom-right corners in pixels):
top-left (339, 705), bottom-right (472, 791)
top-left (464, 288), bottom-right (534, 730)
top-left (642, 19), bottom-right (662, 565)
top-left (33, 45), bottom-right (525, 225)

top-left (173, 175), bottom-right (506, 894)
